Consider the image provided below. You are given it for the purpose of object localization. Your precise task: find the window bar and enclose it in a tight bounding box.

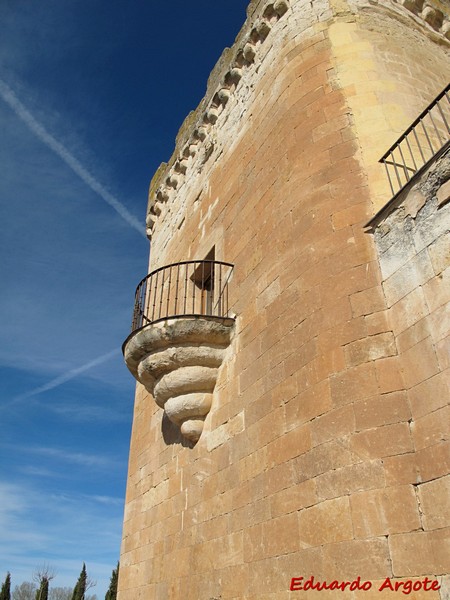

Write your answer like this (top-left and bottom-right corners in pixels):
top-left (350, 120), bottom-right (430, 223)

top-left (151, 271), bottom-right (159, 322)
top-left (436, 99), bottom-right (450, 135)
top-left (397, 142), bottom-right (410, 182)
top-left (218, 264), bottom-right (223, 317)
top-left (144, 276), bottom-right (152, 325)
top-left (412, 127), bottom-right (426, 164)
top-left (202, 260), bottom-right (205, 315)
top-left (159, 268), bottom-right (165, 321)
top-left (420, 118), bottom-right (435, 156)
top-left (383, 159), bottom-right (395, 196)
top-left (405, 134), bottom-right (418, 173)
top-left (174, 263), bottom-right (180, 316)
top-left (183, 263), bottom-right (188, 314)
top-left (166, 265), bottom-right (172, 318)
top-left (428, 109), bottom-right (444, 146)
top-left (390, 150), bottom-right (403, 191)
top-left (192, 262), bottom-right (196, 315)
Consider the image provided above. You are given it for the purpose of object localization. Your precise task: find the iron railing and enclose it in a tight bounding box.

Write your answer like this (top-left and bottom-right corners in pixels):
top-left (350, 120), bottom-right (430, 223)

top-left (380, 83), bottom-right (450, 196)
top-left (130, 260), bottom-right (234, 331)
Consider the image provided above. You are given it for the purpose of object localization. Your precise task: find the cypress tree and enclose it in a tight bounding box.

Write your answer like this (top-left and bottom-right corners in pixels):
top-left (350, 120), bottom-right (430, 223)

top-left (0, 573), bottom-right (11, 600)
top-left (71, 565), bottom-right (86, 600)
top-left (104, 563), bottom-right (119, 600)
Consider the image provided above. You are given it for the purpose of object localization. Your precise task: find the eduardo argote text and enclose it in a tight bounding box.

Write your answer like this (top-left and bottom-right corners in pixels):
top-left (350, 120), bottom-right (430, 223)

top-left (290, 576), bottom-right (441, 594)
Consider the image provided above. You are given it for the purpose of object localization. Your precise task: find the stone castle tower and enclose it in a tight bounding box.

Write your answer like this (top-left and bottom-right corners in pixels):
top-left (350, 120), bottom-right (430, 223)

top-left (119, 0), bottom-right (450, 597)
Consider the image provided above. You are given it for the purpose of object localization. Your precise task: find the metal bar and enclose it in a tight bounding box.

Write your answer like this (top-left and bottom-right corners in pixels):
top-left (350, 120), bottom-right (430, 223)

top-left (166, 265), bottom-right (172, 318)
top-left (412, 127), bottom-right (426, 164)
top-left (183, 263), bottom-right (188, 314)
top-left (397, 143), bottom-right (410, 182)
top-left (159, 267), bottom-right (165, 320)
top-left (428, 109), bottom-right (444, 146)
top-left (174, 263), bottom-right (180, 316)
top-left (405, 134), bottom-right (418, 172)
top-left (217, 263), bottom-right (221, 317)
top-left (144, 276), bottom-right (152, 325)
top-left (421, 119), bottom-right (435, 156)
top-left (129, 261), bottom-right (235, 332)
top-left (436, 99), bottom-right (450, 135)
top-left (391, 150), bottom-right (403, 190)
top-left (380, 83), bottom-right (450, 161)
top-left (383, 160), bottom-right (395, 197)
top-left (151, 271), bottom-right (159, 322)
top-left (202, 260), bottom-right (205, 315)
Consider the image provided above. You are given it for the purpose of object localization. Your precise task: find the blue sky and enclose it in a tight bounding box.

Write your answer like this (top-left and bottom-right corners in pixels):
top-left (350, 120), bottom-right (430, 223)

top-left (0, 1), bottom-right (248, 595)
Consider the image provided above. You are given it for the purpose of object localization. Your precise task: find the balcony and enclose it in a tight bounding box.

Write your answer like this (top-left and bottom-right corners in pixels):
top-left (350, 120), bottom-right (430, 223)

top-left (380, 83), bottom-right (450, 197)
top-left (122, 260), bottom-right (235, 443)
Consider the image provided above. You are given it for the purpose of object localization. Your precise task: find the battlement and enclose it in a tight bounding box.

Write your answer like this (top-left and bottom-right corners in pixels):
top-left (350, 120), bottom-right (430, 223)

top-left (146, 0), bottom-right (450, 242)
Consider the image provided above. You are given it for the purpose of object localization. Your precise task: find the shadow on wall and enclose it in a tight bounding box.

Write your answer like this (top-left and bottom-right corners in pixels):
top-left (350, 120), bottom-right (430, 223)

top-left (162, 413), bottom-right (195, 447)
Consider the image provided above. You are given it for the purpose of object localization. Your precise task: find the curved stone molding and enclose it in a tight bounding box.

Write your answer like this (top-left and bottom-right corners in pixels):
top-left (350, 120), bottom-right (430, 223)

top-left (123, 317), bottom-right (234, 443)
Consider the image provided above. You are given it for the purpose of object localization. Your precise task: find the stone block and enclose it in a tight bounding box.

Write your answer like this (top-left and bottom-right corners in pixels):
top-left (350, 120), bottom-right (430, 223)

top-left (354, 391), bottom-right (410, 430)
top-left (390, 528), bottom-right (450, 576)
top-left (350, 285), bottom-right (387, 317)
top-left (315, 460), bottom-right (386, 501)
top-left (270, 479), bottom-right (317, 517)
top-left (411, 405), bottom-right (450, 451)
top-left (408, 371), bottom-right (449, 419)
top-left (401, 337), bottom-right (440, 388)
top-left (284, 379), bottom-right (332, 429)
top-left (383, 249), bottom-right (435, 306)
top-left (330, 361), bottom-right (378, 407)
top-left (343, 331), bottom-right (397, 367)
top-left (375, 356), bottom-right (405, 393)
top-left (384, 442), bottom-right (450, 486)
top-left (429, 301), bottom-right (450, 343)
top-left (350, 422), bottom-right (413, 459)
top-left (423, 267), bottom-right (450, 312)
top-left (297, 496), bottom-right (353, 547)
top-left (396, 316), bottom-right (431, 353)
top-left (296, 438), bottom-right (356, 482)
top-left (388, 287), bottom-right (429, 336)
top-left (322, 538), bottom-right (391, 580)
top-left (350, 485), bottom-right (420, 537)
top-left (427, 233), bottom-right (450, 275)
top-left (418, 475), bottom-right (450, 530)
top-left (311, 404), bottom-right (356, 446)
top-left (267, 423), bottom-right (311, 466)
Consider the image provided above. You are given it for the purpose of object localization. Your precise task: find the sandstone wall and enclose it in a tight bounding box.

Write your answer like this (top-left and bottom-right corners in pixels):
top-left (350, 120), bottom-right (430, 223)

top-left (119, 0), bottom-right (450, 597)
top-left (370, 149), bottom-right (450, 582)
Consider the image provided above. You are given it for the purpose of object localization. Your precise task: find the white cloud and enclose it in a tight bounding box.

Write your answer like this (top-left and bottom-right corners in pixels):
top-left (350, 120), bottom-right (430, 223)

top-left (0, 480), bottom-right (122, 596)
top-left (0, 79), bottom-right (146, 238)
top-left (6, 349), bottom-right (121, 408)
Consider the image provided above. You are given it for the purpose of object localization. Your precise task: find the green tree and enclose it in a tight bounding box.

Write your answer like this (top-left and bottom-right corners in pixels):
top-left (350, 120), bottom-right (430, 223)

top-left (71, 564), bottom-right (86, 600)
top-left (71, 565), bottom-right (95, 600)
top-left (0, 573), bottom-right (11, 600)
top-left (104, 563), bottom-right (118, 600)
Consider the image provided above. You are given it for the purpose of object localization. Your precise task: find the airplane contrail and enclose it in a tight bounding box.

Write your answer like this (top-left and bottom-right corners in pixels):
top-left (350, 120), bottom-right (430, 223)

top-left (0, 79), bottom-right (147, 238)
top-left (5, 348), bottom-right (122, 407)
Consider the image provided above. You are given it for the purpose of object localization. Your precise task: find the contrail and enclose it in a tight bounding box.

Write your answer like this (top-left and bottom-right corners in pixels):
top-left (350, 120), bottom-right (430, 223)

top-left (5, 348), bottom-right (122, 407)
top-left (0, 79), bottom-right (147, 238)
